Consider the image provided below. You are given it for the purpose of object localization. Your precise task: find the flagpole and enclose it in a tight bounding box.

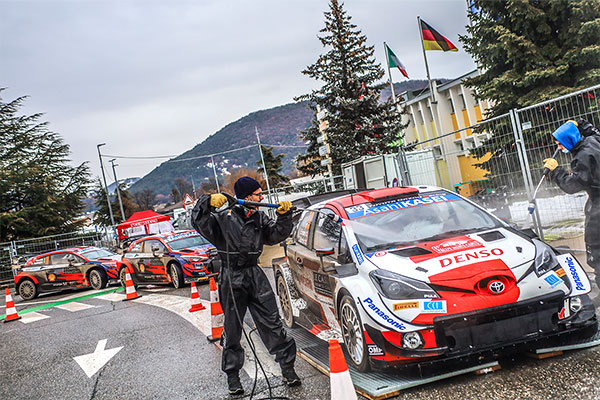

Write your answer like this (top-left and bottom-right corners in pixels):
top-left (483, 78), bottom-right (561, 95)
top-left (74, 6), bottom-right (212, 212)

top-left (383, 42), bottom-right (397, 104)
top-left (417, 16), bottom-right (436, 103)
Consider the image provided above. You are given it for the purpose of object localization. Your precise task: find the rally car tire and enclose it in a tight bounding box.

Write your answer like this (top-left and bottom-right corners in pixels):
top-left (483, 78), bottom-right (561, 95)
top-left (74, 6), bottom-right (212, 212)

top-left (169, 262), bottom-right (184, 289)
top-left (18, 279), bottom-right (38, 301)
top-left (340, 294), bottom-right (370, 372)
top-left (276, 273), bottom-right (296, 328)
top-left (89, 269), bottom-right (108, 290)
top-left (119, 267), bottom-right (138, 290)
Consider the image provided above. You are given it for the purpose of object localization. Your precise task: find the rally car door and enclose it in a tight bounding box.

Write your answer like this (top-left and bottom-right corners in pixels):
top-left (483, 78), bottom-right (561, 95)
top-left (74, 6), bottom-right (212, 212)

top-left (139, 239), bottom-right (168, 277)
top-left (43, 252), bottom-right (86, 289)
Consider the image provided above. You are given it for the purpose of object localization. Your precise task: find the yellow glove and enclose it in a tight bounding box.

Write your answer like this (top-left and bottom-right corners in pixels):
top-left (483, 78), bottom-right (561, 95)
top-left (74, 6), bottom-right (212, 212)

top-left (210, 193), bottom-right (227, 208)
top-left (543, 158), bottom-right (558, 172)
top-left (276, 201), bottom-right (293, 215)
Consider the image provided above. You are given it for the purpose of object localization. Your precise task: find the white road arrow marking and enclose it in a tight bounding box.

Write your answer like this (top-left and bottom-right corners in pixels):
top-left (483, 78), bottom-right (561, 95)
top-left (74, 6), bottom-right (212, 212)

top-left (73, 339), bottom-right (123, 378)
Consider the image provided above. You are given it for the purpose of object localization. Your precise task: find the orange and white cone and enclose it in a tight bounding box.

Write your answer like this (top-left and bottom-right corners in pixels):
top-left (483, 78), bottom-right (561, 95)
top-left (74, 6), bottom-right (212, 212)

top-left (4, 288), bottom-right (21, 323)
top-left (328, 339), bottom-right (357, 400)
top-left (207, 277), bottom-right (224, 342)
top-left (188, 281), bottom-right (206, 312)
top-left (123, 272), bottom-right (141, 301)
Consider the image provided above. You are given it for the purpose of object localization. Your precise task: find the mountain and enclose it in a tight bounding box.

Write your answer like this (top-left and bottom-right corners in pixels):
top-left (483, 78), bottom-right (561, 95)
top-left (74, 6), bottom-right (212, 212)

top-left (130, 79), bottom-right (440, 196)
top-left (107, 177), bottom-right (140, 195)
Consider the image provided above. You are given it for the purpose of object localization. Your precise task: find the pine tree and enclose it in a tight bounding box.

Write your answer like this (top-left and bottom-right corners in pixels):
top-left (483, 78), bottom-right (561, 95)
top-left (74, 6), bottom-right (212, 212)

top-left (295, 0), bottom-right (406, 176)
top-left (257, 145), bottom-right (290, 188)
top-left (461, 0), bottom-right (600, 186)
top-left (462, 0), bottom-right (600, 115)
top-left (0, 90), bottom-right (91, 241)
top-left (92, 179), bottom-right (115, 227)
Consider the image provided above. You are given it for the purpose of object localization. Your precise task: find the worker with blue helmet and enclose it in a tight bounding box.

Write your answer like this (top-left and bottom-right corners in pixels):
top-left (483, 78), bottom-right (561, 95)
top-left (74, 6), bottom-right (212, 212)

top-left (544, 120), bottom-right (600, 303)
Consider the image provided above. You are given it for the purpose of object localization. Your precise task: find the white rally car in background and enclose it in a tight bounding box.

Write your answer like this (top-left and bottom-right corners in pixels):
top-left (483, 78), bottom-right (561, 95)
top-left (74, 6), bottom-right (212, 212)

top-left (273, 186), bottom-right (597, 371)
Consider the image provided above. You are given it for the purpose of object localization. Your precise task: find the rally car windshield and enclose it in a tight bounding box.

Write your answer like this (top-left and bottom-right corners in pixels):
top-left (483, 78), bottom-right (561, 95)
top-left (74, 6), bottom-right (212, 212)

top-left (346, 192), bottom-right (502, 252)
top-left (80, 249), bottom-right (116, 260)
top-left (168, 235), bottom-right (210, 250)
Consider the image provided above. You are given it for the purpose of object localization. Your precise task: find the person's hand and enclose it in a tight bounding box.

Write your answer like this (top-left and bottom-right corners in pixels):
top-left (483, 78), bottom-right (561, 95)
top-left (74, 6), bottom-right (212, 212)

top-left (276, 201), bottom-right (293, 215)
top-left (543, 158), bottom-right (558, 171)
top-left (210, 193), bottom-right (227, 208)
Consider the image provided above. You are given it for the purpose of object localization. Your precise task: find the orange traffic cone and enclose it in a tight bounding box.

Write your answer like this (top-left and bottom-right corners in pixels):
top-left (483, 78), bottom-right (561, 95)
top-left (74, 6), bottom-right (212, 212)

top-left (328, 339), bottom-right (357, 400)
top-left (123, 272), bottom-right (142, 301)
top-left (207, 277), bottom-right (224, 342)
top-left (188, 281), bottom-right (206, 312)
top-left (3, 288), bottom-right (21, 323)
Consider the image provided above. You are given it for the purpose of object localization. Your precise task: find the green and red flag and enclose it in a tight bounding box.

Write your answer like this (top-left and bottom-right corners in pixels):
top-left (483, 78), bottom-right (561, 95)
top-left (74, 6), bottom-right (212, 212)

top-left (385, 44), bottom-right (409, 78)
top-left (420, 19), bottom-right (458, 52)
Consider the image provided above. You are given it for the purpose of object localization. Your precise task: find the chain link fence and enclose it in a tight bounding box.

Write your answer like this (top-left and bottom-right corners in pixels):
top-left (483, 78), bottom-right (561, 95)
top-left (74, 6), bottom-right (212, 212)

top-left (402, 83), bottom-right (600, 256)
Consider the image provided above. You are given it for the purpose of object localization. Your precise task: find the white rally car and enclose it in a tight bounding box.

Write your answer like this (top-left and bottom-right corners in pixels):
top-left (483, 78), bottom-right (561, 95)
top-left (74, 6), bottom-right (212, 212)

top-left (273, 186), bottom-right (597, 371)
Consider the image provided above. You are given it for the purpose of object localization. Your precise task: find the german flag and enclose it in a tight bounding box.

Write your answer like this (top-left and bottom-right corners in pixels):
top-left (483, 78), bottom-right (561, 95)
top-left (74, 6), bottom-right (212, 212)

top-left (420, 19), bottom-right (458, 52)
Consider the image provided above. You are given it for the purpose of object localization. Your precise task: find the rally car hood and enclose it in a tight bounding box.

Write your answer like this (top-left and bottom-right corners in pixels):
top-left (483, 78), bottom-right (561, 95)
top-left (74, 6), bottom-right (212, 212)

top-left (172, 244), bottom-right (215, 257)
top-left (365, 227), bottom-right (535, 288)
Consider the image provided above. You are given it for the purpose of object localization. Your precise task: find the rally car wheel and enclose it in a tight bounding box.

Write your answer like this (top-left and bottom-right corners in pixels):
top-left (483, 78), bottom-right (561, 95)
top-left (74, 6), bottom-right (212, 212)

top-left (18, 279), bottom-right (38, 301)
top-left (89, 269), bottom-right (108, 290)
top-left (276, 273), bottom-right (296, 328)
top-left (169, 263), bottom-right (184, 289)
top-left (340, 295), bottom-right (370, 372)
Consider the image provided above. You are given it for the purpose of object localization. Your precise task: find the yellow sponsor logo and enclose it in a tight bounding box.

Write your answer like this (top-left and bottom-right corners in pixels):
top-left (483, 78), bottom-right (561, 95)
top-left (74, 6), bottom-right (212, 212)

top-left (48, 273), bottom-right (56, 281)
top-left (393, 301), bottom-right (419, 311)
top-left (140, 264), bottom-right (145, 273)
top-left (555, 268), bottom-right (566, 277)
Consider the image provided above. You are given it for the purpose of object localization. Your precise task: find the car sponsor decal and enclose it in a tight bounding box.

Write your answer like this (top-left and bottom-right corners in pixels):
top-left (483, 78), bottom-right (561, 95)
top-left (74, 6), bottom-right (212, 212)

top-left (367, 344), bottom-right (385, 356)
top-left (421, 300), bottom-right (447, 313)
top-left (366, 251), bottom-right (388, 258)
top-left (544, 273), bottom-right (562, 288)
top-left (439, 248), bottom-right (504, 268)
top-left (346, 193), bottom-right (461, 219)
top-left (393, 301), bottom-right (419, 311)
top-left (431, 238), bottom-right (481, 254)
top-left (352, 244), bottom-right (364, 265)
top-left (313, 272), bottom-right (332, 298)
top-left (361, 297), bottom-right (406, 331)
top-left (558, 254), bottom-right (591, 295)
top-left (555, 267), bottom-right (566, 277)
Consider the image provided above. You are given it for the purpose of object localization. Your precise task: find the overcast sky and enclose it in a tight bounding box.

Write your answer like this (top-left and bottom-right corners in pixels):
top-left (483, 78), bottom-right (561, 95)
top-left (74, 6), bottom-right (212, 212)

top-left (1, 0), bottom-right (476, 182)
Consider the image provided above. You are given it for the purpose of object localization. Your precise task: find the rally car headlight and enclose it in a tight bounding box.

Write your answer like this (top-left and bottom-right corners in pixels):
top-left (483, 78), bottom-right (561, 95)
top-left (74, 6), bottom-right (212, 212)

top-left (183, 256), bottom-right (207, 263)
top-left (402, 331), bottom-right (423, 349)
top-left (532, 239), bottom-right (559, 277)
top-left (369, 269), bottom-right (440, 300)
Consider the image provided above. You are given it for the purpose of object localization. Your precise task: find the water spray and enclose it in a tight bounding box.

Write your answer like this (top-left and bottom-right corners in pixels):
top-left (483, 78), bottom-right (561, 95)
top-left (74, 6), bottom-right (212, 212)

top-left (528, 147), bottom-right (561, 215)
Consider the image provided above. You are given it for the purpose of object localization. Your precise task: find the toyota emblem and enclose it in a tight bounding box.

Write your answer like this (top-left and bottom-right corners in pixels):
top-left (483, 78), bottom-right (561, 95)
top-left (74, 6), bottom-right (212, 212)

top-left (488, 280), bottom-right (505, 294)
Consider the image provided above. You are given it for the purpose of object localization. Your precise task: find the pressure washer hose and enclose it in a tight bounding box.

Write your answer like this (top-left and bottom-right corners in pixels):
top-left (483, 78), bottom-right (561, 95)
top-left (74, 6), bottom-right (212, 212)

top-left (528, 147), bottom-right (561, 215)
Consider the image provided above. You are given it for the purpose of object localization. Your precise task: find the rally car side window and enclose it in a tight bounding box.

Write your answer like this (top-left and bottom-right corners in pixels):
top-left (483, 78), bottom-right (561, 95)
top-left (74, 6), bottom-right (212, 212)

top-left (51, 252), bottom-right (83, 264)
top-left (142, 239), bottom-right (166, 253)
top-left (130, 242), bottom-right (143, 253)
top-left (313, 210), bottom-right (341, 251)
top-left (295, 211), bottom-right (315, 248)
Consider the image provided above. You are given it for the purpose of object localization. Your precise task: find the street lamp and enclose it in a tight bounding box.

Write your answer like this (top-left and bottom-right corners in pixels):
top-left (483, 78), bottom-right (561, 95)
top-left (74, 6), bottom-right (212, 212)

top-left (109, 158), bottom-right (126, 222)
top-left (97, 143), bottom-right (115, 227)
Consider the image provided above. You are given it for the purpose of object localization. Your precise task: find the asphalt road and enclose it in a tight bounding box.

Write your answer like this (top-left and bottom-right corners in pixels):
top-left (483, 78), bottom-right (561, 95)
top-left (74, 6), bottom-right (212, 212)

top-left (2, 270), bottom-right (600, 400)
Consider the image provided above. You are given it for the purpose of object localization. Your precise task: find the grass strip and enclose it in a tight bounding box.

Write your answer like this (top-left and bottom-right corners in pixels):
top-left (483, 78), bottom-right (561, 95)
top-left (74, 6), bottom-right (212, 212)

top-left (1, 286), bottom-right (124, 320)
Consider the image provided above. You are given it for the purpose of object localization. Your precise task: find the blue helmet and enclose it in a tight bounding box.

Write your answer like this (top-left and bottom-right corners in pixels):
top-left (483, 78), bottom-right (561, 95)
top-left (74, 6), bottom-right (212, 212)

top-left (552, 120), bottom-right (581, 151)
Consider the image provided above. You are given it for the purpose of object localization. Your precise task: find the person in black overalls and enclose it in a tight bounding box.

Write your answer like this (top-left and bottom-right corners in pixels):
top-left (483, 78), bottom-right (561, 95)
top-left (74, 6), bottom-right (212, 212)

top-left (191, 177), bottom-right (299, 395)
top-left (544, 120), bottom-right (600, 303)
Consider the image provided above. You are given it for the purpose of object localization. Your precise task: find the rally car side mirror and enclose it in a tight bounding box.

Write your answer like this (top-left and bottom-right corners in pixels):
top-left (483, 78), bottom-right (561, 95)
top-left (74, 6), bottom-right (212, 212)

top-left (67, 256), bottom-right (77, 265)
top-left (315, 247), bottom-right (335, 257)
top-left (151, 245), bottom-right (161, 256)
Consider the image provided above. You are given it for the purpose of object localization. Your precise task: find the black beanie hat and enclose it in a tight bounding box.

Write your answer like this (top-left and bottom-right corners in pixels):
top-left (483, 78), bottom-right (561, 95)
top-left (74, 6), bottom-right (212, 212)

top-left (234, 176), bottom-right (261, 199)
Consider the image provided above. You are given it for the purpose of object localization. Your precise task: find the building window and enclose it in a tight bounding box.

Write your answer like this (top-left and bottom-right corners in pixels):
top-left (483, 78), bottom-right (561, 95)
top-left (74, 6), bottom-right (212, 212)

top-left (454, 140), bottom-right (464, 152)
top-left (448, 96), bottom-right (455, 113)
top-left (459, 94), bottom-right (467, 110)
top-left (426, 105), bottom-right (433, 121)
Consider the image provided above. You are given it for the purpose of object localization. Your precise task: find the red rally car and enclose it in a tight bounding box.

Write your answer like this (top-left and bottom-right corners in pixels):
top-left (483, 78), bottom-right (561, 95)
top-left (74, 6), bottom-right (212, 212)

top-left (14, 246), bottom-right (121, 300)
top-left (117, 230), bottom-right (220, 289)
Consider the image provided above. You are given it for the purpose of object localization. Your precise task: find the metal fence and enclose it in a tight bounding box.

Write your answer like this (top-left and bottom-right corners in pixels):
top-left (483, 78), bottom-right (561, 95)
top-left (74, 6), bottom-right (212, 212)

top-left (0, 230), bottom-right (116, 286)
top-left (403, 83), bottom-right (600, 252)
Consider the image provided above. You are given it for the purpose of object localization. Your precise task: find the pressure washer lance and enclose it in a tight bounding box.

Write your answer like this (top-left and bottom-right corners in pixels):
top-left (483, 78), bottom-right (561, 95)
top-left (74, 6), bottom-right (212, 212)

top-left (528, 147), bottom-right (561, 214)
